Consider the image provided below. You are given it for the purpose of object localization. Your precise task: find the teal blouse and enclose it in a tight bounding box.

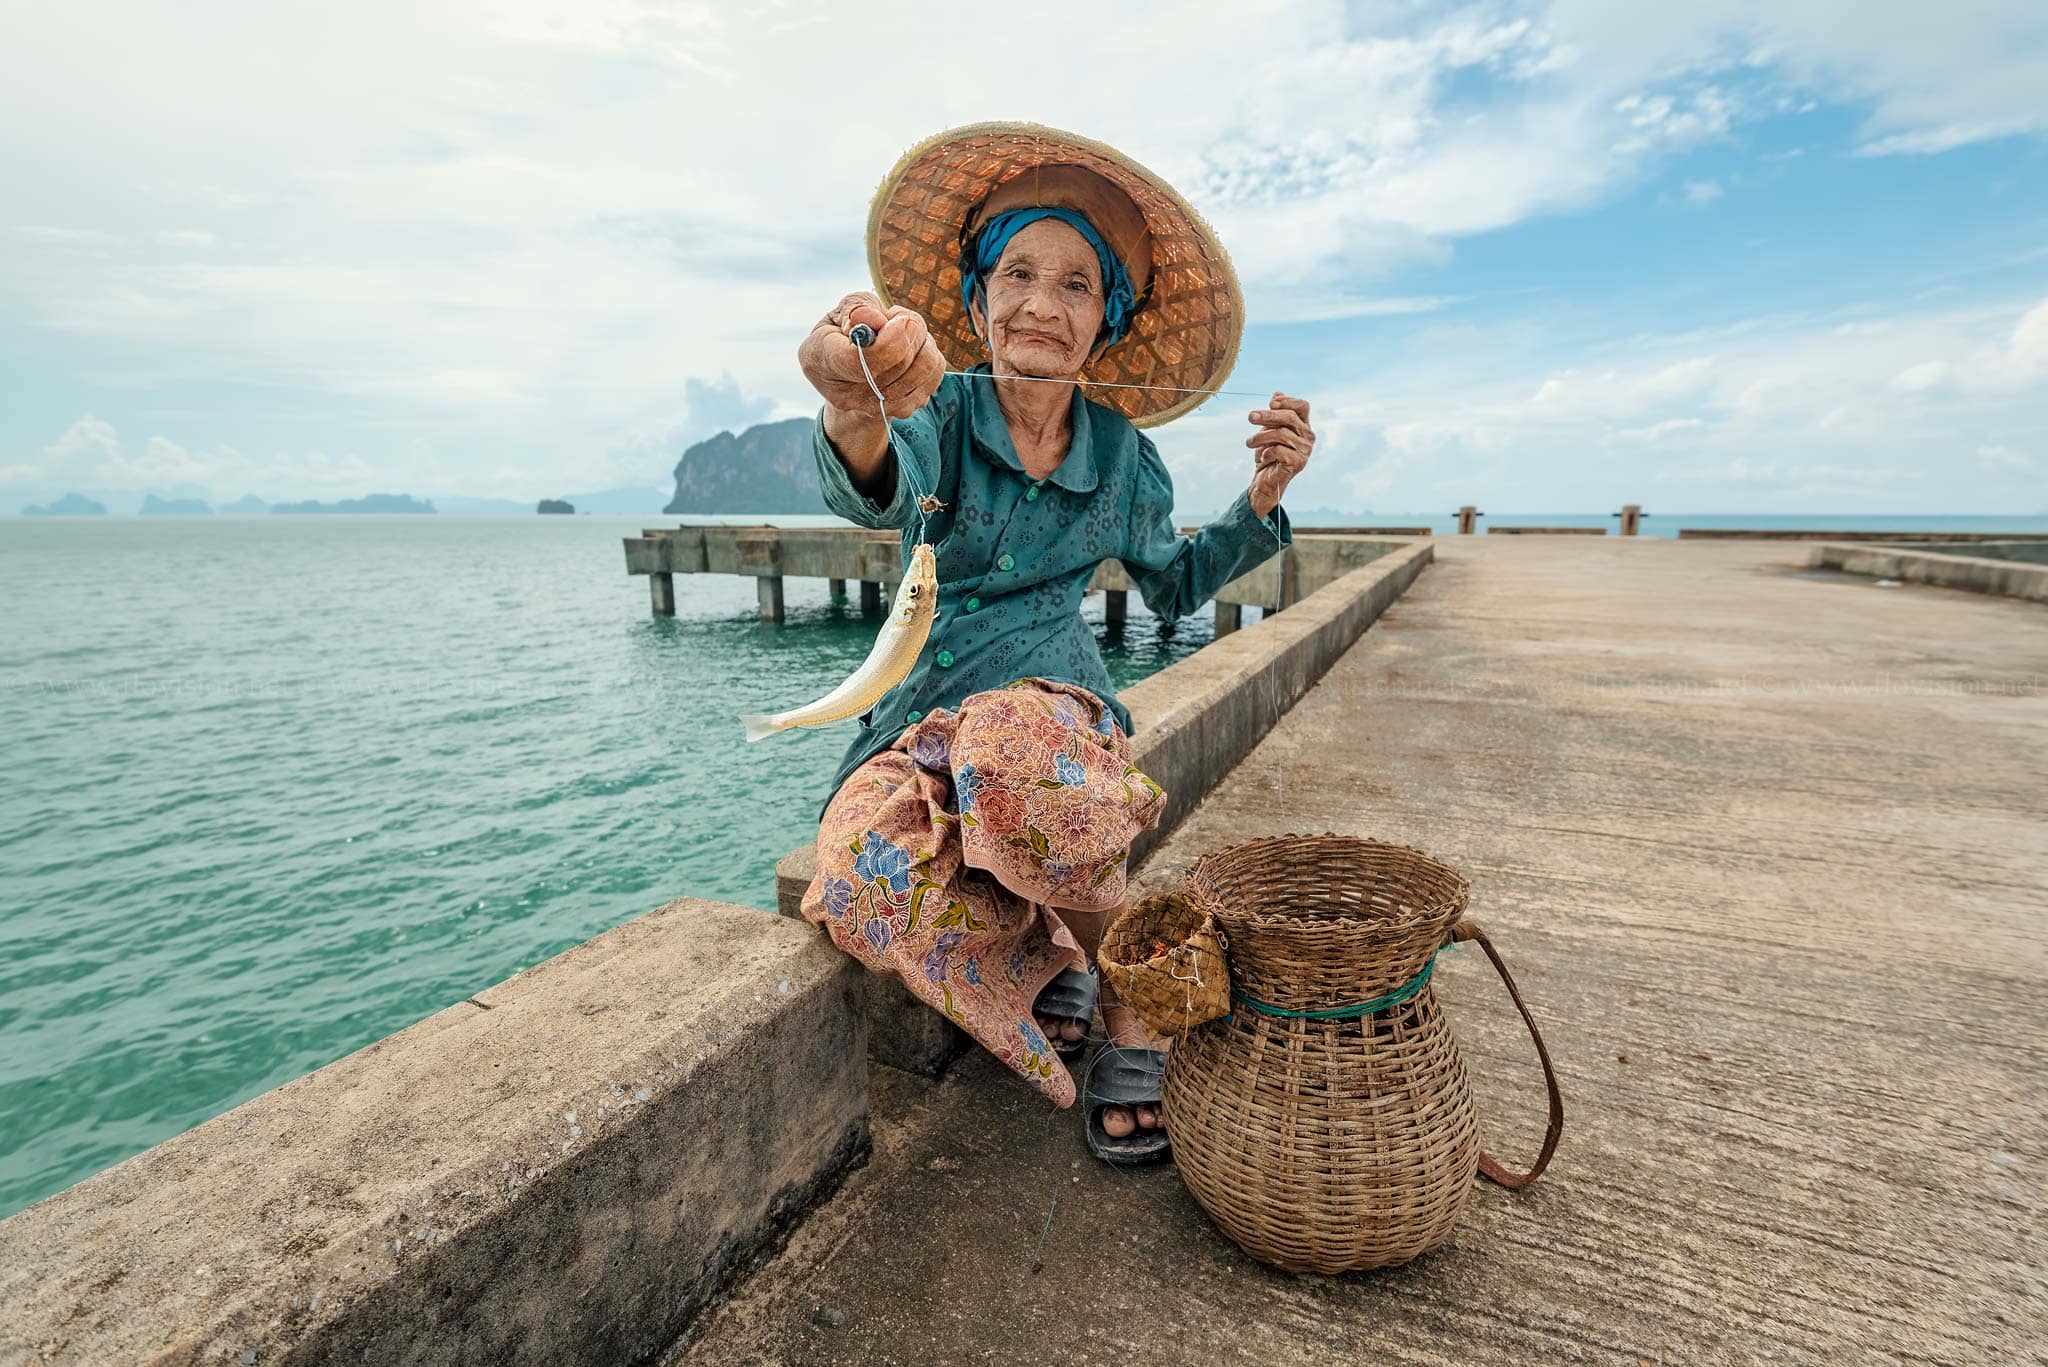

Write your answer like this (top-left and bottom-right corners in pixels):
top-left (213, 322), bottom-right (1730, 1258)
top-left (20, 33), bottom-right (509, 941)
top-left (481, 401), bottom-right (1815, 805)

top-left (812, 365), bottom-right (1292, 814)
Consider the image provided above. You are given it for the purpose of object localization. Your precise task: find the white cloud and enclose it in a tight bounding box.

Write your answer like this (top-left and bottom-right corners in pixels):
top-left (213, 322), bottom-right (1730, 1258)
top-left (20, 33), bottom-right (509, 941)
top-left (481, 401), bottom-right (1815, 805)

top-left (1888, 297), bottom-right (2048, 394)
top-left (1890, 360), bottom-right (1953, 393)
top-left (12, 415), bottom-right (381, 499)
top-left (1259, 293), bottom-right (2048, 515)
top-left (1615, 417), bottom-right (1708, 443)
top-left (1682, 179), bottom-right (1724, 204)
top-left (0, 1), bottom-right (2044, 497)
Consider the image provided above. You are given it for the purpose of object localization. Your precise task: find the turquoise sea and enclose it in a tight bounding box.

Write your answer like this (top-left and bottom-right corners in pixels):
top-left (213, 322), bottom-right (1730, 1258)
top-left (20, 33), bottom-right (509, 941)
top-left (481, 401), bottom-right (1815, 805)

top-left (6, 509), bottom-right (2045, 1219)
top-left (0, 514), bottom-right (1209, 1218)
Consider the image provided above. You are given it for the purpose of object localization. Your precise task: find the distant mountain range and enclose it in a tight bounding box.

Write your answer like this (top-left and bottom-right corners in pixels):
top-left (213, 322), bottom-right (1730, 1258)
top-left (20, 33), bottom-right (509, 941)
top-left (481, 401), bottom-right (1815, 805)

top-left (435, 487), bottom-right (670, 515)
top-left (10, 421), bottom-right (1414, 520)
top-left (272, 494), bottom-right (436, 514)
top-left (665, 418), bottom-right (818, 515)
top-left (14, 486), bottom-right (671, 516)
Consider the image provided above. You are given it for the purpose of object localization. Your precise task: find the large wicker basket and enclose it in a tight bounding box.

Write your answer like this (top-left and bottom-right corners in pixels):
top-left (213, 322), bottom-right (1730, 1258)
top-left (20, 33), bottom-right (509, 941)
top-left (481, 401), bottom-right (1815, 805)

top-left (1163, 834), bottom-right (1562, 1274)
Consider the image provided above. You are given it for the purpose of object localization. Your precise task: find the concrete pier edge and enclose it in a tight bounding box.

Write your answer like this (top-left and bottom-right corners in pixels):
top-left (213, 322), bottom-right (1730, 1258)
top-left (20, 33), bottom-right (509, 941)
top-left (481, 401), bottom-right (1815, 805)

top-left (0, 901), bottom-right (868, 1367)
top-left (1809, 540), bottom-right (2048, 602)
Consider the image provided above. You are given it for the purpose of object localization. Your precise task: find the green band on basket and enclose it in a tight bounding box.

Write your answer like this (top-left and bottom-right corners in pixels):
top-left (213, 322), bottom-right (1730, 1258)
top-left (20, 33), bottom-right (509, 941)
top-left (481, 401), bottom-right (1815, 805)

top-left (1230, 946), bottom-right (1446, 1021)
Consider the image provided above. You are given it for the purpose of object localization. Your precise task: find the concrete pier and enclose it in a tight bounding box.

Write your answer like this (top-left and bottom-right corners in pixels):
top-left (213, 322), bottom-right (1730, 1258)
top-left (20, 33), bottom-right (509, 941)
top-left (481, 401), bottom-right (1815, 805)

top-left (624, 524), bottom-right (1419, 622)
top-left (15, 533), bottom-right (2044, 1365)
top-left (685, 536), bottom-right (2047, 1366)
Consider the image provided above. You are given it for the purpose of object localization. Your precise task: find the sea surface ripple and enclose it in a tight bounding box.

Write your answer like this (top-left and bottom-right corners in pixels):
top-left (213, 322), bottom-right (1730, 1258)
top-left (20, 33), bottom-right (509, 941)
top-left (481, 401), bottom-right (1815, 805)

top-left (0, 514), bottom-right (1209, 1216)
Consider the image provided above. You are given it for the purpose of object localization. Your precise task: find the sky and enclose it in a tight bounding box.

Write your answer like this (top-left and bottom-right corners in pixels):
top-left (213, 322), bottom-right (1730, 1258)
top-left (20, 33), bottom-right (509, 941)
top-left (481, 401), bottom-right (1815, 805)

top-left (2, 0), bottom-right (2046, 515)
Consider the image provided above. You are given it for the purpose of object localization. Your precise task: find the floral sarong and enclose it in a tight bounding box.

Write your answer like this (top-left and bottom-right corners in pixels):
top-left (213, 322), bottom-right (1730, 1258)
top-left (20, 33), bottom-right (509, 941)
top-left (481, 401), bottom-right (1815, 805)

top-left (800, 677), bottom-right (1167, 1106)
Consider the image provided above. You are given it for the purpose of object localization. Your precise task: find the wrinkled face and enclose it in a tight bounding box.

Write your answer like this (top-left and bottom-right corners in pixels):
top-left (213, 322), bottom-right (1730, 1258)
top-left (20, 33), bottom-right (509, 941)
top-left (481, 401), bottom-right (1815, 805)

top-left (968, 217), bottom-right (1108, 381)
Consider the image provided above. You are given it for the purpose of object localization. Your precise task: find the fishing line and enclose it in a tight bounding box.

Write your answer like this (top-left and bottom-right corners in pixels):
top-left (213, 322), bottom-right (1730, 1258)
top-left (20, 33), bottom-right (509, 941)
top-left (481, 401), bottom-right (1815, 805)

top-left (850, 329), bottom-right (937, 546)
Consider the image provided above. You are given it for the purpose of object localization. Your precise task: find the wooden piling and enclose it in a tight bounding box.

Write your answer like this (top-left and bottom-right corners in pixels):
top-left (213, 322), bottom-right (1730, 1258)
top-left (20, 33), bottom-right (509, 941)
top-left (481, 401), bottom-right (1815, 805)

top-left (1105, 589), bottom-right (1127, 629)
top-left (829, 577), bottom-right (846, 598)
top-left (1458, 505), bottom-right (1481, 535)
top-left (1618, 504), bottom-right (1645, 536)
top-left (649, 572), bottom-right (675, 617)
top-left (1215, 601), bottom-right (1241, 637)
top-left (860, 580), bottom-right (881, 614)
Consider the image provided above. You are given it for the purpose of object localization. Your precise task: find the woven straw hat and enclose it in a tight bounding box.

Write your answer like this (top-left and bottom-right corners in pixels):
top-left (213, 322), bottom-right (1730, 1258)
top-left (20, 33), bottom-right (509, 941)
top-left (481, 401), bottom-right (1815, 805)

top-left (865, 121), bottom-right (1243, 428)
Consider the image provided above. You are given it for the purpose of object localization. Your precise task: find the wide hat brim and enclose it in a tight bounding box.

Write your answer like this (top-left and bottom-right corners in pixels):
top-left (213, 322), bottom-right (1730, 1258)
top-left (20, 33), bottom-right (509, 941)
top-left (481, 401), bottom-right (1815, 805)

top-left (866, 122), bottom-right (1243, 429)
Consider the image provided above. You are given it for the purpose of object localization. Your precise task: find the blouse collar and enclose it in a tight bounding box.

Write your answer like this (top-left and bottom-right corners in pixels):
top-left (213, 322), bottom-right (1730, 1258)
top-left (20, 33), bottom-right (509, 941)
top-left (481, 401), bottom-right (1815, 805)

top-left (962, 364), bottom-right (1133, 493)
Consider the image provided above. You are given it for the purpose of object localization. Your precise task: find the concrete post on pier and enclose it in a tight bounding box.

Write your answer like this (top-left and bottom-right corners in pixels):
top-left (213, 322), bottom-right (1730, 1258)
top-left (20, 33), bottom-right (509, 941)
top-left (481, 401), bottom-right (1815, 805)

top-left (860, 581), bottom-right (882, 615)
top-left (757, 576), bottom-right (785, 622)
top-left (828, 577), bottom-right (846, 599)
top-left (1617, 504), bottom-right (1645, 536)
top-left (649, 571), bottom-right (675, 616)
top-left (736, 530), bottom-right (784, 624)
top-left (1215, 601), bottom-right (1241, 637)
top-left (1458, 505), bottom-right (1482, 535)
top-left (1104, 589), bottom-right (1128, 629)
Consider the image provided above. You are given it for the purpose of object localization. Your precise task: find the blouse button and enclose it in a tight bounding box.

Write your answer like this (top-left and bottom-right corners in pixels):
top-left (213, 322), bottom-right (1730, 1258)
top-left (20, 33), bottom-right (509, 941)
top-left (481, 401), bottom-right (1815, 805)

top-left (997, 553), bottom-right (1015, 571)
top-left (935, 649), bottom-right (954, 667)
top-left (965, 596), bottom-right (981, 612)
top-left (1025, 485), bottom-right (1041, 501)
top-left (905, 710), bottom-right (923, 724)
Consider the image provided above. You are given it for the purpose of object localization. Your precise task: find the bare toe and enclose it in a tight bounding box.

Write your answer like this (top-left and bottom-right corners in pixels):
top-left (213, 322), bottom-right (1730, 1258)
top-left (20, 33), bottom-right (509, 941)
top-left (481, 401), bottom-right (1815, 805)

top-left (1058, 1018), bottom-right (1086, 1042)
top-left (1135, 1104), bottom-right (1162, 1131)
top-left (1100, 1105), bottom-right (1136, 1139)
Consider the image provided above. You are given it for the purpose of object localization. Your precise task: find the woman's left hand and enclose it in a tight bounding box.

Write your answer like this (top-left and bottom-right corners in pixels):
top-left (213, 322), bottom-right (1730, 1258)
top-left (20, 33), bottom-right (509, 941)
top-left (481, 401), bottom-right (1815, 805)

top-left (1247, 392), bottom-right (1313, 518)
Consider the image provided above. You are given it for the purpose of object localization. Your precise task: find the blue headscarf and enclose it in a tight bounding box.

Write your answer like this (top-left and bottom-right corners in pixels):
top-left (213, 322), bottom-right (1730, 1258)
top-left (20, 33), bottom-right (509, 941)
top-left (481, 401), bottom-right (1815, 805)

top-left (959, 206), bottom-right (1138, 350)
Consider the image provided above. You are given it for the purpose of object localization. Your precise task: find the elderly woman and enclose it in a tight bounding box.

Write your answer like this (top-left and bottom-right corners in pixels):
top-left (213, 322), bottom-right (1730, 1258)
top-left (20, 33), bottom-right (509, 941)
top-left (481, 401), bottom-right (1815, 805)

top-left (793, 125), bottom-right (1313, 1164)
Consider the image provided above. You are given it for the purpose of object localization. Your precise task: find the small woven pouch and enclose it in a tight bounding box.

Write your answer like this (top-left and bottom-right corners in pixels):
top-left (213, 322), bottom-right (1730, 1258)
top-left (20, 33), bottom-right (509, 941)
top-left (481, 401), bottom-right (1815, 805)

top-left (1098, 890), bottom-right (1232, 1037)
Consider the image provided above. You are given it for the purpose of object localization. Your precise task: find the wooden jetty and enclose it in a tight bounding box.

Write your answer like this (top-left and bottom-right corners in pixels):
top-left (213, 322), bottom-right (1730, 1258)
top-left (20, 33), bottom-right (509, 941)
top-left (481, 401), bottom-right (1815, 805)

top-left (622, 523), bottom-right (1419, 633)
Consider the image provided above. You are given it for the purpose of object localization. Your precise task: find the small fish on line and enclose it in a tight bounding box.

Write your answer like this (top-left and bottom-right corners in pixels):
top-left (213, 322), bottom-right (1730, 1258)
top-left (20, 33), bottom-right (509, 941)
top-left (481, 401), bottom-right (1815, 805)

top-left (737, 542), bottom-right (940, 741)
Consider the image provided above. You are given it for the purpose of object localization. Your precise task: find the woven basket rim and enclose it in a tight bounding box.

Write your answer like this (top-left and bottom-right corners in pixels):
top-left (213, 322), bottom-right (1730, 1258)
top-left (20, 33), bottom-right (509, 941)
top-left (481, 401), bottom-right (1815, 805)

top-left (1184, 833), bottom-right (1471, 935)
top-left (864, 120), bottom-right (1243, 429)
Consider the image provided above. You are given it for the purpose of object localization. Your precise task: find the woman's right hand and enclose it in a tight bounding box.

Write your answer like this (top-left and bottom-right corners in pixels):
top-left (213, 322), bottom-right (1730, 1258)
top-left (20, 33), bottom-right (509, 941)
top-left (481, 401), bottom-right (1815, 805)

top-left (799, 292), bottom-right (947, 420)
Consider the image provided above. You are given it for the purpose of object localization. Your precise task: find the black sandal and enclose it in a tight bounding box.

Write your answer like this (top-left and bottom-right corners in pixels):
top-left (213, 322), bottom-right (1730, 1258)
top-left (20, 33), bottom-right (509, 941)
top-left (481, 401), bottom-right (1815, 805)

top-left (1032, 965), bottom-right (1099, 1061)
top-left (1083, 1045), bottom-right (1171, 1165)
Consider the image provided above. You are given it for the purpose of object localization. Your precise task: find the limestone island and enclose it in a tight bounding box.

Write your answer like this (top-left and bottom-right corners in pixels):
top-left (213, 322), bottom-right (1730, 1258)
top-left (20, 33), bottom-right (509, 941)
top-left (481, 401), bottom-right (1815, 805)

top-left (139, 494), bottom-right (212, 515)
top-left (270, 494), bottom-right (437, 515)
top-left (22, 492), bottom-right (108, 516)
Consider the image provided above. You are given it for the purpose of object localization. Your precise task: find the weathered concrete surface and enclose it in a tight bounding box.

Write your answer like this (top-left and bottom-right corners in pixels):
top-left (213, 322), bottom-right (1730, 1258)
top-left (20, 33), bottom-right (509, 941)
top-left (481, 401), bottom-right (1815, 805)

top-left (1811, 540), bottom-right (2048, 603)
top-left (1679, 528), bottom-right (2031, 542)
top-left (771, 542), bottom-right (1434, 1077)
top-left (0, 900), bottom-right (868, 1367)
top-left (681, 537), bottom-right (2047, 1366)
